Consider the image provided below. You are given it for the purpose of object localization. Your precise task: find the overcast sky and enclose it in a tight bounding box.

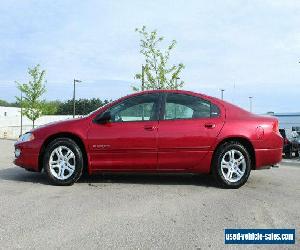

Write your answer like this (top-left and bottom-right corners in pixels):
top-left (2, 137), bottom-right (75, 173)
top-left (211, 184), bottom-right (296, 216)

top-left (0, 0), bottom-right (299, 113)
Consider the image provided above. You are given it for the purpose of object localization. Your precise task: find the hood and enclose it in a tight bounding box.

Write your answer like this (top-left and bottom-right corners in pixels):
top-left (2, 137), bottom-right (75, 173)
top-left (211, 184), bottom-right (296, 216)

top-left (30, 117), bottom-right (86, 133)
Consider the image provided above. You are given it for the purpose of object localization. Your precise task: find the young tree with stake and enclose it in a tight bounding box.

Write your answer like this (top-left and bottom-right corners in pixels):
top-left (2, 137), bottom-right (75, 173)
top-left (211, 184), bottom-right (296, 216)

top-left (16, 64), bottom-right (46, 128)
top-left (134, 26), bottom-right (185, 91)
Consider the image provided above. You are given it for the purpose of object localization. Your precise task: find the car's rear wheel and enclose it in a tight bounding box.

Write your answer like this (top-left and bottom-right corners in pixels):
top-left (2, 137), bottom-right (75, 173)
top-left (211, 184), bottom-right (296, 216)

top-left (212, 142), bottom-right (251, 188)
top-left (43, 138), bottom-right (83, 185)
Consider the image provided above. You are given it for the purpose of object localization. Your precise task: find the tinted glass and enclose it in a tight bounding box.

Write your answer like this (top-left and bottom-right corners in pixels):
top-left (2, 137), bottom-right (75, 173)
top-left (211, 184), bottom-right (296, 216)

top-left (211, 103), bottom-right (220, 118)
top-left (109, 94), bottom-right (159, 122)
top-left (164, 93), bottom-right (220, 120)
top-left (279, 129), bottom-right (286, 138)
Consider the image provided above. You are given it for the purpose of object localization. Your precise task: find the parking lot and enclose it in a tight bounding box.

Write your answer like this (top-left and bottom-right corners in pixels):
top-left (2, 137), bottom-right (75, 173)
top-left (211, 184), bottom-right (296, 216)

top-left (0, 139), bottom-right (299, 249)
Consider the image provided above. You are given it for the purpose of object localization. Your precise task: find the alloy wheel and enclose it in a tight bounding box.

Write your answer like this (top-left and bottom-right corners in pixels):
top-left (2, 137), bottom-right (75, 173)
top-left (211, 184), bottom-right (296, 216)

top-left (49, 146), bottom-right (76, 180)
top-left (220, 149), bottom-right (246, 183)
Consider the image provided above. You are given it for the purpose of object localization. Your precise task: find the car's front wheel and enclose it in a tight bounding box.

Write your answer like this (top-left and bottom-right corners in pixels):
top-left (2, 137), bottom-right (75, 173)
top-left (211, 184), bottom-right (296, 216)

top-left (212, 142), bottom-right (251, 188)
top-left (43, 138), bottom-right (83, 185)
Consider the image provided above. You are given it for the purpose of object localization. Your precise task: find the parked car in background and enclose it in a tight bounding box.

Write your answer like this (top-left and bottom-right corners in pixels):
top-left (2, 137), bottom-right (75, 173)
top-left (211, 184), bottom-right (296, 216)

top-left (14, 90), bottom-right (283, 188)
top-left (279, 129), bottom-right (300, 158)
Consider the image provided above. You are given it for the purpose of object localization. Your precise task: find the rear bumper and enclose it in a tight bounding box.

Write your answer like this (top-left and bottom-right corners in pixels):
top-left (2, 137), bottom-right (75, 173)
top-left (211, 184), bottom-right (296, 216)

top-left (14, 141), bottom-right (41, 172)
top-left (255, 148), bottom-right (282, 169)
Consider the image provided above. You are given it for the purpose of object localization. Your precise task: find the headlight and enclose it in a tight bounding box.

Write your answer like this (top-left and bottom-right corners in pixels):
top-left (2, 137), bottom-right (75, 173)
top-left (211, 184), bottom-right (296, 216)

top-left (15, 148), bottom-right (21, 158)
top-left (18, 133), bottom-right (35, 142)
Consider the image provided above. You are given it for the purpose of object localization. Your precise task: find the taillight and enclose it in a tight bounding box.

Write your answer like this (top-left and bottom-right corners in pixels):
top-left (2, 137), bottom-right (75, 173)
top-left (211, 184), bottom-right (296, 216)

top-left (273, 121), bottom-right (279, 133)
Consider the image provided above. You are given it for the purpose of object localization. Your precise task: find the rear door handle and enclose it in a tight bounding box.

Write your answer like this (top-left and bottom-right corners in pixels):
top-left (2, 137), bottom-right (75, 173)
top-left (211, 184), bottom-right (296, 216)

top-left (144, 125), bottom-right (156, 131)
top-left (204, 123), bottom-right (216, 129)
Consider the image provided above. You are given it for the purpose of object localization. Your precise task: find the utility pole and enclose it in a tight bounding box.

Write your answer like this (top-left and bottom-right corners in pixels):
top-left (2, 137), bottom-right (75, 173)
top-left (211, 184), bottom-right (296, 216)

top-left (220, 89), bottom-right (225, 100)
top-left (20, 91), bottom-right (23, 136)
top-left (73, 79), bottom-right (82, 118)
top-left (249, 96), bottom-right (253, 112)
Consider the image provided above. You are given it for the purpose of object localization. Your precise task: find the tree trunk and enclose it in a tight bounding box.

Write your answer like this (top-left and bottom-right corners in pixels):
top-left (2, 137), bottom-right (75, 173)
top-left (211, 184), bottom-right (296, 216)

top-left (33, 120), bottom-right (35, 129)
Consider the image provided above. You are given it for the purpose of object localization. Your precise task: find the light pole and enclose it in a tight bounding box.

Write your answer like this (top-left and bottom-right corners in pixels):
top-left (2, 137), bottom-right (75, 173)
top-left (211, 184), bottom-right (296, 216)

top-left (220, 89), bottom-right (225, 100)
top-left (249, 96), bottom-right (253, 112)
top-left (175, 77), bottom-right (180, 89)
top-left (141, 65), bottom-right (145, 91)
top-left (20, 91), bottom-right (23, 136)
top-left (73, 79), bottom-right (82, 118)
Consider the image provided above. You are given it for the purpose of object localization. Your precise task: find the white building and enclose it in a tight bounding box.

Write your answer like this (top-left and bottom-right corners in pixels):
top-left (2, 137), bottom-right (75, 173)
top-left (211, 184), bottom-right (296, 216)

top-left (267, 112), bottom-right (300, 134)
top-left (0, 106), bottom-right (20, 118)
top-left (0, 106), bottom-right (73, 139)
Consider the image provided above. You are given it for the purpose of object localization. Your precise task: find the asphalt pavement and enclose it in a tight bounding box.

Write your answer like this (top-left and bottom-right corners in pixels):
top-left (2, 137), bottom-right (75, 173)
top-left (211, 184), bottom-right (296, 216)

top-left (0, 139), bottom-right (299, 249)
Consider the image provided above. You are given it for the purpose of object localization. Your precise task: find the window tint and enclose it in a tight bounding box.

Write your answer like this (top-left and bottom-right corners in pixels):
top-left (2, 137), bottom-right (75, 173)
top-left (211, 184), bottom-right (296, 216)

top-left (164, 93), bottom-right (220, 120)
top-left (108, 94), bottom-right (159, 122)
top-left (211, 103), bottom-right (220, 118)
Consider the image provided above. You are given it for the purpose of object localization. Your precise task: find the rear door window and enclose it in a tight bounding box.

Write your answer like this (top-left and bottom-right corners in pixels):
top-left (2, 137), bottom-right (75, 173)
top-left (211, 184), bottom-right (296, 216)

top-left (163, 93), bottom-right (220, 120)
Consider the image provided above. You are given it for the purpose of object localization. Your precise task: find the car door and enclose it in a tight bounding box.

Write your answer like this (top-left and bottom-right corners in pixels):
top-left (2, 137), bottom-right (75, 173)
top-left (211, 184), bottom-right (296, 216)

top-left (87, 93), bottom-right (160, 171)
top-left (158, 93), bottom-right (225, 170)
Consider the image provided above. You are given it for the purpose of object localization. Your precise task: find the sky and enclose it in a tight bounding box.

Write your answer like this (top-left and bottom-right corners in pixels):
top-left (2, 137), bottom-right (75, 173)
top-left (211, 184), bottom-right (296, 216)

top-left (0, 0), bottom-right (300, 113)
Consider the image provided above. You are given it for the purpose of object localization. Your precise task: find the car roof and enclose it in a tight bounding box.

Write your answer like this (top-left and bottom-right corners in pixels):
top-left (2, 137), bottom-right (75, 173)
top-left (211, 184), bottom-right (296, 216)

top-left (131, 89), bottom-right (214, 100)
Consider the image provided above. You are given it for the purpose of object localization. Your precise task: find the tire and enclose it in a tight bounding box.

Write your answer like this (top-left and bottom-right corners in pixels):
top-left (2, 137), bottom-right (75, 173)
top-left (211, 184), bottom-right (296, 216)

top-left (285, 148), bottom-right (292, 159)
top-left (212, 141), bottom-right (251, 189)
top-left (43, 138), bottom-right (83, 185)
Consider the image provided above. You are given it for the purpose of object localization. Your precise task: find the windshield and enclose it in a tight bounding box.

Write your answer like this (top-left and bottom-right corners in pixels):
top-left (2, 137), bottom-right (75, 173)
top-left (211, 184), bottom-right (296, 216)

top-left (85, 101), bottom-right (113, 117)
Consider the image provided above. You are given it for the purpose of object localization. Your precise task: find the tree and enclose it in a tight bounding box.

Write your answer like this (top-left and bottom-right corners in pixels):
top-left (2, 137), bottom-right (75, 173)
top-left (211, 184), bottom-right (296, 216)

top-left (56, 98), bottom-right (111, 115)
top-left (0, 99), bottom-right (10, 106)
top-left (16, 65), bottom-right (46, 128)
top-left (42, 101), bottom-right (60, 115)
top-left (0, 99), bottom-right (20, 107)
top-left (134, 26), bottom-right (185, 91)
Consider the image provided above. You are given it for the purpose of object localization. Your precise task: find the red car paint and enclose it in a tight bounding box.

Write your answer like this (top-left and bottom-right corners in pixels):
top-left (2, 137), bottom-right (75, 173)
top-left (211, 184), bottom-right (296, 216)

top-left (14, 90), bottom-right (283, 174)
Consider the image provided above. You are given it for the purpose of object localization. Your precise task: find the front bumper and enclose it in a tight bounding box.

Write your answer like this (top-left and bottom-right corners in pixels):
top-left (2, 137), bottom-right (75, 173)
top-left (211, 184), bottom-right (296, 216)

top-left (255, 147), bottom-right (283, 169)
top-left (14, 141), bottom-right (41, 172)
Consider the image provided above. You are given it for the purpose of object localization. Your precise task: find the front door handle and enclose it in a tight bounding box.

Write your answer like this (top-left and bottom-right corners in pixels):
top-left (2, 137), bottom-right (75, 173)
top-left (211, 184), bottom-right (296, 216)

top-left (144, 125), bottom-right (156, 131)
top-left (204, 123), bottom-right (216, 129)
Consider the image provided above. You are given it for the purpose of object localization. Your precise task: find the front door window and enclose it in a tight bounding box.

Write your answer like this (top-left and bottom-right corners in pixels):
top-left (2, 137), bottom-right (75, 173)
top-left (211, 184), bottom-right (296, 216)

top-left (108, 94), bottom-right (159, 122)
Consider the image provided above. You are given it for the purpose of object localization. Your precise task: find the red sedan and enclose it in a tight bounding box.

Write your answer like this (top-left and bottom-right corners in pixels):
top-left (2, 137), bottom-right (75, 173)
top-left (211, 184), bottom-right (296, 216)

top-left (14, 90), bottom-right (283, 188)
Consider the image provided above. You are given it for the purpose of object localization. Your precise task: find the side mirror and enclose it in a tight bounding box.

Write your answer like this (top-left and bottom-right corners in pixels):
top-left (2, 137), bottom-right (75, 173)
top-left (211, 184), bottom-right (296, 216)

top-left (95, 111), bottom-right (112, 124)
